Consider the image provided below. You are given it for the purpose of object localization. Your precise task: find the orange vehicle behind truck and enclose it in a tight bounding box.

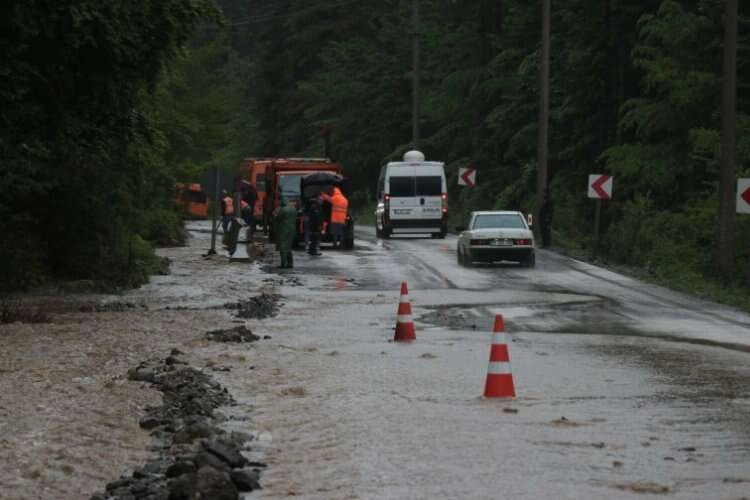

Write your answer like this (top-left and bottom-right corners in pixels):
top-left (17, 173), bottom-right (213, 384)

top-left (175, 183), bottom-right (209, 218)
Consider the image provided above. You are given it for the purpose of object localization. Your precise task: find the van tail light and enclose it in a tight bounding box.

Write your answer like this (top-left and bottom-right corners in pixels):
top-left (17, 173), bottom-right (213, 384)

top-left (470, 238), bottom-right (489, 245)
top-left (441, 193), bottom-right (448, 213)
top-left (514, 239), bottom-right (532, 246)
top-left (383, 194), bottom-right (390, 212)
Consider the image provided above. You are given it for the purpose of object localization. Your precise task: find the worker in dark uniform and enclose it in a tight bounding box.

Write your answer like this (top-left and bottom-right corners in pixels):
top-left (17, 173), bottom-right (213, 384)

top-left (305, 196), bottom-right (323, 256)
top-left (540, 188), bottom-right (554, 248)
top-left (272, 198), bottom-right (297, 269)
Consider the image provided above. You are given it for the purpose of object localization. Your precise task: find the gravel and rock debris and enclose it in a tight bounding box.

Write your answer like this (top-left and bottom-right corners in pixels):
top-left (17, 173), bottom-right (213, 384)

top-left (205, 325), bottom-right (260, 343)
top-left (223, 292), bottom-right (281, 319)
top-left (89, 353), bottom-right (263, 500)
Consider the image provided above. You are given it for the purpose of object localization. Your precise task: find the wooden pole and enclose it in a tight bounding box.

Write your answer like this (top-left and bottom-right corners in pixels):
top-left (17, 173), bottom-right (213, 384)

top-left (412, 0), bottom-right (420, 149)
top-left (718, 0), bottom-right (738, 280)
top-left (536, 0), bottom-right (551, 234)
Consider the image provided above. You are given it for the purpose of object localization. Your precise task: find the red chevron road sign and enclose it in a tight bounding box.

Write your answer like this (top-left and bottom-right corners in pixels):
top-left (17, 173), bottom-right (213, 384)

top-left (588, 174), bottom-right (613, 199)
top-left (738, 179), bottom-right (750, 214)
top-left (458, 167), bottom-right (477, 187)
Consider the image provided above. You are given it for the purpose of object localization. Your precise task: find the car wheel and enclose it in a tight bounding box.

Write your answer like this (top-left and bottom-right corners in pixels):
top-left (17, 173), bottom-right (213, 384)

top-left (463, 249), bottom-right (473, 267)
top-left (382, 222), bottom-right (392, 239)
top-left (457, 246), bottom-right (464, 266)
top-left (522, 252), bottom-right (536, 268)
top-left (375, 225), bottom-right (383, 238)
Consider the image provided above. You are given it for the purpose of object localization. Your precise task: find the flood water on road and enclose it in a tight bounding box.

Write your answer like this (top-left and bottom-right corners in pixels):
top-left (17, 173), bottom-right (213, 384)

top-left (219, 281), bottom-right (750, 499)
top-left (2, 221), bottom-right (748, 500)
top-left (202, 226), bottom-right (750, 499)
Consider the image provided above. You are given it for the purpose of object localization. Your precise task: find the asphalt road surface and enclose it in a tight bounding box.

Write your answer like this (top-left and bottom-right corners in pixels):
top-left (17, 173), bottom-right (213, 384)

top-left (179, 223), bottom-right (750, 500)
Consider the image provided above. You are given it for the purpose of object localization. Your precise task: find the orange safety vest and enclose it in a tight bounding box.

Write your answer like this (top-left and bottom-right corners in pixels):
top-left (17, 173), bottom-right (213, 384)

top-left (223, 196), bottom-right (234, 215)
top-left (322, 188), bottom-right (348, 224)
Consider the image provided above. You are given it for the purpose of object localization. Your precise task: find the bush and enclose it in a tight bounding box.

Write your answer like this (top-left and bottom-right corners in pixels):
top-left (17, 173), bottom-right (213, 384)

top-left (132, 208), bottom-right (186, 247)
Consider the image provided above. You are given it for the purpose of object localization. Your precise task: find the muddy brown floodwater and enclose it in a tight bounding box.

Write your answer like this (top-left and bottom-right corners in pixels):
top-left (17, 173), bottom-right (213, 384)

top-left (0, 236), bottom-right (272, 500)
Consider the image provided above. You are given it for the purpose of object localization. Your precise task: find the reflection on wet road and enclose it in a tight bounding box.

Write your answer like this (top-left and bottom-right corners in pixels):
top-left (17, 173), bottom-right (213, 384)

top-left (204, 223), bottom-right (750, 499)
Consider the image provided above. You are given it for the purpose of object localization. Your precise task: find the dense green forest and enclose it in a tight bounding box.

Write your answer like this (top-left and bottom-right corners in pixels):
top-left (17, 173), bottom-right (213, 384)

top-left (1, 1), bottom-right (749, 299)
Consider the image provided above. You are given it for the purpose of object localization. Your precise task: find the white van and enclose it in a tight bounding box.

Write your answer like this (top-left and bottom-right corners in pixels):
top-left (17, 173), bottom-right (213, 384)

top-left (375, 150), bottom-right (448, 238)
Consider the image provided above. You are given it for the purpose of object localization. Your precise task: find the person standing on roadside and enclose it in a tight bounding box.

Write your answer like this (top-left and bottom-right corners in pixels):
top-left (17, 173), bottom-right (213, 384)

top-left (239, 179), bottom-right (258, 237)
top-left (305, 196), bottom-right (323, 256)
top-left (540, 188), bottom-right (554, 248)
top-left (320, 186), bottom-right (348, 249)
top-left (220, 190), bottom-right (234, 233)
top-left (272, 198), bottom-right (297, 269)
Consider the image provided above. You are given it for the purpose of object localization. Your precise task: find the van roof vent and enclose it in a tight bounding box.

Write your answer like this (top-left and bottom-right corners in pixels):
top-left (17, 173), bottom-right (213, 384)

top-left (403, 150), bottom-right (425, 162)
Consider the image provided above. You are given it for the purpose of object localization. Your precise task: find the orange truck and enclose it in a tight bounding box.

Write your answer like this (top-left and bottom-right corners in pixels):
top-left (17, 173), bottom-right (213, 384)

top-left (239, 158), bottom-right (343, 233)
top-left (175, 183), bottom-right (209, 218)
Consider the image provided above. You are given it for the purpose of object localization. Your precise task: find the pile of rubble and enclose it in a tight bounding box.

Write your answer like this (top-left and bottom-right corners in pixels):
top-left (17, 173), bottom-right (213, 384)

top-left (223, 292), bottom-right (280, 319)
top-left (89, 351), bottom-right (263, 500)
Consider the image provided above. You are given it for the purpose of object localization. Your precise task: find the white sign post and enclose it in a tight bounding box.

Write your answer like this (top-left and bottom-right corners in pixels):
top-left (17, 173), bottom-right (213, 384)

top-left (588, 174), bottom-right (613, 259)
top-left (737, 179), bottom-right (750, 214)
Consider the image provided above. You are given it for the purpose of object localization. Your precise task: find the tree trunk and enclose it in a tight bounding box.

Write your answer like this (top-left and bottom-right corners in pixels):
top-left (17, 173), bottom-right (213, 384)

top-left (718, 0), bottom-right (738, 281)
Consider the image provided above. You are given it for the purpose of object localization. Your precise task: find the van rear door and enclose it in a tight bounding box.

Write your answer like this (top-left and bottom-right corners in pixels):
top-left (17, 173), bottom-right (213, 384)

top-left (387, 166), bottom-right (418, 220)
top-left (415, 174), bottom-right (443, 219)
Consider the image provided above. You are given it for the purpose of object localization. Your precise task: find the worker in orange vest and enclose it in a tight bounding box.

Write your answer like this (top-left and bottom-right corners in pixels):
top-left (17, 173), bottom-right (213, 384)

top-left (221, 190), bottom-right (235, 233)
top-left (320, 186), bottom-right (348, 249)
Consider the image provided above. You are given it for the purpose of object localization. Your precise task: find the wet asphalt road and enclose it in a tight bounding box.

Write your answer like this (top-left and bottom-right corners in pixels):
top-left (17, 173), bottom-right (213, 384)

top-left (187, 223), bottom-right (750, 499)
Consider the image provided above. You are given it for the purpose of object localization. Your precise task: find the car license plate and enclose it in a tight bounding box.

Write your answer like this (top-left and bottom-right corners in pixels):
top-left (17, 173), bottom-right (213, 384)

top-left (491, 239), bottom-right (512, 246)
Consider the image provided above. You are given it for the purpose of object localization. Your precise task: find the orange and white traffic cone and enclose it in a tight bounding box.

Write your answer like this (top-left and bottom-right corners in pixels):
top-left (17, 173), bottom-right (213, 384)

top-left (394, 282), bottom-right (416, 342)
top-left (483, 314), bottom-right (516, 398)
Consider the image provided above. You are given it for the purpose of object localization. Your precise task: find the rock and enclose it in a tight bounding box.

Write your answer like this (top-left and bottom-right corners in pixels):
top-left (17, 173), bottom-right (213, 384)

top-left (231, 469), bottom-right (261, 492)
top-left (195, 466), bottom-right (237, 500)
top-left (128, 368), bottom-right (157, 383)
top-left (173, 422), bottom-right (214, 444)
top-left (202, 438), bottom-right (247, 468)
top-left (193, 451), bottom-right (231, 473)
top-left (166, 460), bottom-right (196, 478)
top-left (223, 293), bottom-right (281, 319)
top-left (171, 348), bottom-right (184, 356)
top-left (139, 415), bottom-right (162, 430)
top-left (106, 477), bottom-right (132, 491)
top-left (205, 325), bottom-right (260, 343)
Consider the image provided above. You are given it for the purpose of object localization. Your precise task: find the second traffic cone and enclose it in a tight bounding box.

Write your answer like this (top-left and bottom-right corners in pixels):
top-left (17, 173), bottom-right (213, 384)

top-left (483, 315), bottom-right (516, 398)
top-left (394, 282), bottom-right (416, 342)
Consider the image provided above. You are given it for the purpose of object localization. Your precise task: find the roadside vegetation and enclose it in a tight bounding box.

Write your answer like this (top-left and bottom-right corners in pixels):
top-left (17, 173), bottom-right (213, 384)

top-left (2, 1), bottom-right (748, 306)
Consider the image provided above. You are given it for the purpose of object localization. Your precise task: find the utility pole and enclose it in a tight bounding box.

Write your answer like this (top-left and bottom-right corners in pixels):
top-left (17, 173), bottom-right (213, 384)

top-left (718, 0), bottom-right (738, 281)
top-left (536, 0), bottom-right (551, 229)
top-left (412, 0), bottom-right (420, 149)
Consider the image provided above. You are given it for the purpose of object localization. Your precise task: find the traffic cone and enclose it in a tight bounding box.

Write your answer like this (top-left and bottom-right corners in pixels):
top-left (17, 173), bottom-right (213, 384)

top-left (394, 282), bottom-right (416, 342)
top-left (483, 315), bottom-right (516, 398)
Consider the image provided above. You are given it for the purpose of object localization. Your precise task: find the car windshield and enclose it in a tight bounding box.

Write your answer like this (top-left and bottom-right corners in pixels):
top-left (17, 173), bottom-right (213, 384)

top-left (472, 214), bottom-right (525, 229)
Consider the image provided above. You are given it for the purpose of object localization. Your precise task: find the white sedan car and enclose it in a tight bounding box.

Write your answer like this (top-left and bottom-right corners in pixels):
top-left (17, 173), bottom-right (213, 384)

top-left (456, 211), bottom-right (535, 267)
